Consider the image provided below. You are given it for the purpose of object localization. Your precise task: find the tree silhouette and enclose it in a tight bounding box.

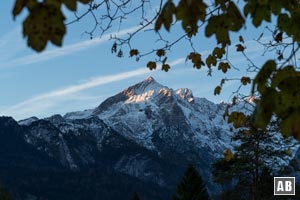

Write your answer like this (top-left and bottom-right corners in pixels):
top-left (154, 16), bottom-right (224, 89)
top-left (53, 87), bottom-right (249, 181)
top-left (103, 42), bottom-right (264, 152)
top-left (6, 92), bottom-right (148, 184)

top-left (213, 120), bottom-right (296, 200)
top-left (173, 165), bottom-right (210, 200)
top-left (0, 183), bottom-right (12, 200)
top-left (131, 192), bottom-right (140, 200)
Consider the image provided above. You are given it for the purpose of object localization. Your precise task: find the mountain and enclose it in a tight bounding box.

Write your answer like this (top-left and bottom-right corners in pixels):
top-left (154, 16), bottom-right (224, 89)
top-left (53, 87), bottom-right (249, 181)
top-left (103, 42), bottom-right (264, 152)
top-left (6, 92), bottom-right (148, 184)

top-left (0, 76), bottom-right (298, 200)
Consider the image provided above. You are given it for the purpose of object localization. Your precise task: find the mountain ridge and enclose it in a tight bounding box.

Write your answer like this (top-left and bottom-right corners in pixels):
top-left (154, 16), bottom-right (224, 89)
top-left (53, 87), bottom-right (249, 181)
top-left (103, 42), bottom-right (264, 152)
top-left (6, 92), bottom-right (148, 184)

top-left (0, 76), bottom-right (298, 199)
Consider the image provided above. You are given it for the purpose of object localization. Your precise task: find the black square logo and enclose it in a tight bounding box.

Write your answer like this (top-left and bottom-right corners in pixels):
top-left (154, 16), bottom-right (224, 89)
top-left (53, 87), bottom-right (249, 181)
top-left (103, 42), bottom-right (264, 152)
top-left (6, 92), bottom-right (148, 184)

top-left (274, 177), bottom-right (295, 195)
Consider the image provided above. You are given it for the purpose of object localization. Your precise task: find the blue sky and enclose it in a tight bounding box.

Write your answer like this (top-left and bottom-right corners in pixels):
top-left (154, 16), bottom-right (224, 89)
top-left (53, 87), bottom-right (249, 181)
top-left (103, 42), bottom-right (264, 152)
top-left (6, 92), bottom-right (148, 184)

top-left (0, 1), bottom-right (275, 120)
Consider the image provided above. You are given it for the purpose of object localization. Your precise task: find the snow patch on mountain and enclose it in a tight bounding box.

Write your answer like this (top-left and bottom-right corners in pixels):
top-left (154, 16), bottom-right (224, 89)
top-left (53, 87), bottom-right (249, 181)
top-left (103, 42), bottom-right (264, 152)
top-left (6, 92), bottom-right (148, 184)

top-left (18, 116), bottom-right (39, 126)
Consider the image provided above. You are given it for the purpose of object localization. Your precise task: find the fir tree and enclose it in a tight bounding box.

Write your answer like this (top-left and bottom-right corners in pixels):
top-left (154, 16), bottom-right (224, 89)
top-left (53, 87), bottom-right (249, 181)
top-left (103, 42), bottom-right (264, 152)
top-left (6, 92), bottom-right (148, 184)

top-left (173, 164), bottom-right (210, 200)
top-left (131, 192), bottom-right (140, 200)
top-left (213, 120), bottom-right (295, 200)
top-left (0, 183), bottom-right (12, 200)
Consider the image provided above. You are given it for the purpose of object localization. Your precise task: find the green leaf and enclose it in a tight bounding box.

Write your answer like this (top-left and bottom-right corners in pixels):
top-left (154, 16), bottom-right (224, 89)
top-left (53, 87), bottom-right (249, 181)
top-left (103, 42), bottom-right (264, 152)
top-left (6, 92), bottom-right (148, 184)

top-left (253, 89), bottom-right (277, 129)
top-left (252, 60), bottom-right (276, 94)
top-left (280, 112), bottom-right (300, 138)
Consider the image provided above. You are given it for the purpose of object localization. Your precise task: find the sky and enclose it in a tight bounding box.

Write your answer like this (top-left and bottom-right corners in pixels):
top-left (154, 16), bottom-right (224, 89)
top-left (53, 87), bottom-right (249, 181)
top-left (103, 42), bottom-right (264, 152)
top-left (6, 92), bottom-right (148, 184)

top-left (0, 1), bottom-right (275, 120)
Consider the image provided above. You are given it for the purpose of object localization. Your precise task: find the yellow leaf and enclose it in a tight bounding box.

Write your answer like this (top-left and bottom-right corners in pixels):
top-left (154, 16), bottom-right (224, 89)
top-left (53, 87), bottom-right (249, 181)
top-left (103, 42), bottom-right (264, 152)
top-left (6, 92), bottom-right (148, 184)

top-left (228, 112), bottom-right (248, 128)
top-left (224, 149), bottom-right (234, 162)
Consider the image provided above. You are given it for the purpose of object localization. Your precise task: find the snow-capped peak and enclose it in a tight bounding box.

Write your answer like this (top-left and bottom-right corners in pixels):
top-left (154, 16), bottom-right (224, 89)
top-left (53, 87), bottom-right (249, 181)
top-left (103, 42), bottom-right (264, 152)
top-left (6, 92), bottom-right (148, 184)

top-left (126, 76), bottom-right (166, 95)
top-left (175, 88), bottom-right (194, 103)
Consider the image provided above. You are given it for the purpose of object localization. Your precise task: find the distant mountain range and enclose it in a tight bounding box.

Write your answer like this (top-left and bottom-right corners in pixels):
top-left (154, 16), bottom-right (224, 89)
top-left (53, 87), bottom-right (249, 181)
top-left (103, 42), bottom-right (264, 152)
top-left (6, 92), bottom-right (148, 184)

top-left (0, 76), bottom-right (299, 200)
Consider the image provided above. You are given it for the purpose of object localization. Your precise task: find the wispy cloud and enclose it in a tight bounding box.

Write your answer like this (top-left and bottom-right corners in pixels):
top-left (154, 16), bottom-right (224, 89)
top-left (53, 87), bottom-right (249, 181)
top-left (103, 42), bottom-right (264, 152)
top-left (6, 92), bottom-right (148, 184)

top-left (1, 35), bottom-right (272, 120)
top-left (1, 26), bottom-right (139, 68)
top-left (1, 68), bottom-right (149, 119)
top-left (0, 26), bottom-right (26, 61)
top-left (1, 58), bottom-right (185, 119)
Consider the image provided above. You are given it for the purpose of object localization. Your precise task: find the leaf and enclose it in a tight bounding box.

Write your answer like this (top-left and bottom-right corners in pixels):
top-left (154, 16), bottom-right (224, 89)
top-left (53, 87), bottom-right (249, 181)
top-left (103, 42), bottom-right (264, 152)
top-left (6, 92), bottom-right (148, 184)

top-left (162, 64), bottom-right (170, 72)
top-left (239, 35), bottom-right (244, 43)
top-left (13, 0), bottom-right (40, 22)
top-left (155, 0), bottom-right (175, 31)
top-left (253, 89), bottom-right (277, 129)
top-left (275, 32), bottom-right (283, 43)
top-left (22, 3), bottom-right (66, 52)
top-left (214, 86), bottom-right (222, 95)
top-left (241, 76), bottom-right (251, 85)
top-left (218, 62), bottom-right (230, 73)
top-left (117, 50), bottom-right (123, 57)
top-left (176, 0), bottom-right (207, 37)
top-left (227, 2), bottom-right (245, 31)
top-left (220, 79), bottom-right (225, 86)
top-left (147, 61), bottom-right (157, 70)
top-left (78, 0), bottom-right (91, 4)
top-left (252, 60), bottom-right (277, 94)
top-left (224, 149), bottom-right (234, 162)
top-left (280, 112), bottom-right (300, 138)
top-left (212, 47), bottom-right (225, 59)
top-left (236, 44), bottom-right (245, 52)
top-left (228, 112), bottom-right (248, 128)
top-left (206, 2), bottom-right (244, 45)
top-left (111, 42), bottom-right (117, 53)
top-left (156, 49), bottom-right (166, 57)
top-left (205, 54), bottom-right (217, 68)
top-left (232, 96), bottom-right (237, 105)
top-left (129, 49), bottom-right (139, 57)
top-left (62, 0), bottom-right (78, 11)
top-left (187, 52), bottom-right (205, 69)
top-left (244, 2), bottom-right (271, 27)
